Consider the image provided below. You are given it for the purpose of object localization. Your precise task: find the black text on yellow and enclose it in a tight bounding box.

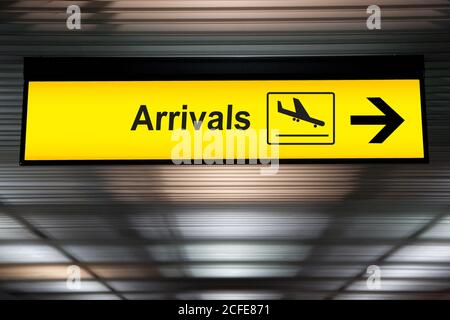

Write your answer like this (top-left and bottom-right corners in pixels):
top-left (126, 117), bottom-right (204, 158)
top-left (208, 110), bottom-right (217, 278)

top-left (131, 104), bottom-right (250, 131)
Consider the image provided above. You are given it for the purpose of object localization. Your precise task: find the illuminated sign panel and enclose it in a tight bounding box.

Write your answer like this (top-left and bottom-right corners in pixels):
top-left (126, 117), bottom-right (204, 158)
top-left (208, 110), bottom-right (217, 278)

top-left (20, 57), bottom-right (428, 164)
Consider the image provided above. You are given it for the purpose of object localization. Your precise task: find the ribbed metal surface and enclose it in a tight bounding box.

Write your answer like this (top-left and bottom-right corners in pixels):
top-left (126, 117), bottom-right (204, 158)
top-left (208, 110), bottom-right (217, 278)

top-left (0, 0), bottom-right (449, 300)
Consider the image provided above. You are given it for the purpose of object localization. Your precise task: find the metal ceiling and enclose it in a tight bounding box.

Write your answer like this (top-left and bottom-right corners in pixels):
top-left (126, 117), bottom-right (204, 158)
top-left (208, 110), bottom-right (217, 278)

top-left (0, 0), bottom-right (449, 300)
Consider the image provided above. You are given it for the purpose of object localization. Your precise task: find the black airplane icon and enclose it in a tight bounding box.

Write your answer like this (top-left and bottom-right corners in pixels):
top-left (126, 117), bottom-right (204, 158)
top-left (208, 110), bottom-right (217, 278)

top-left (277, 98), bottom-right (325, 127)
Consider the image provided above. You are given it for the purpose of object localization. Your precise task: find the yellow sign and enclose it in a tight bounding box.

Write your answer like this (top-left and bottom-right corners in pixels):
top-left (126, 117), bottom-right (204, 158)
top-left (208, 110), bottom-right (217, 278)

top-left (22, 79), bottom-right (426, 163)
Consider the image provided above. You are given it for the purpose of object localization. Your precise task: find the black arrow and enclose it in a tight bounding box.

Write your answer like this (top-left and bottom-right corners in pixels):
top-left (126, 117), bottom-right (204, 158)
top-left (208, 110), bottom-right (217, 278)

top-left (350, 97), bottom-right (404, 143)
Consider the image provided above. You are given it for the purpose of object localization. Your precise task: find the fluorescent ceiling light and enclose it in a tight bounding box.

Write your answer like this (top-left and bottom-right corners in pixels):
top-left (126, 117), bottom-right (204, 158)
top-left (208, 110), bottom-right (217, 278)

top-left (64, 245), bottom-right (145, 263)
top-left (378, 264), bottom-right (450, 279)
top-left (0, 280), bottom-right (108, 293)
top-left (175, 211), bottom-right (328, 239)
top-left (185, 264), bottom-right (299, 278)
top-left (0, 245), bottom-right (69, 264)
top-left (178, 291), bottom-right (282, 300)
top-left (182, 243), bottom-right (310, 262)
top-left (30, 293), bottom-right (121, 300)
top-left (314, 245), bottom-right (390, 262)
top-left (387, 244), bottom-right (450, 263)
top-left (347, 279), bottom-right (449, 292)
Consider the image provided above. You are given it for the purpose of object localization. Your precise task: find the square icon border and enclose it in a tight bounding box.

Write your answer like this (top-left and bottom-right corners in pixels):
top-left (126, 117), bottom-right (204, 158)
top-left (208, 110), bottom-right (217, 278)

top-left (267, 92), bottom-right (335, 145)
